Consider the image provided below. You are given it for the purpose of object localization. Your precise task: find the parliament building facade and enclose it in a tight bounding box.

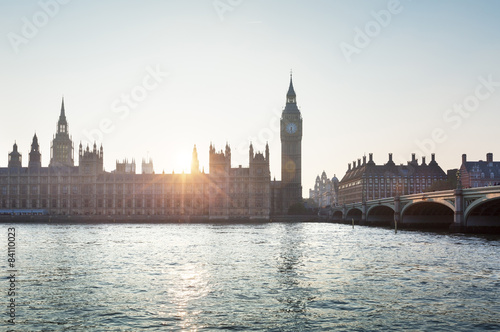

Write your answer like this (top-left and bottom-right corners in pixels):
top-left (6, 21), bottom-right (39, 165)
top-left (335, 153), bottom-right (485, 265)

top-left (0, 77), bottom-right (303, 220)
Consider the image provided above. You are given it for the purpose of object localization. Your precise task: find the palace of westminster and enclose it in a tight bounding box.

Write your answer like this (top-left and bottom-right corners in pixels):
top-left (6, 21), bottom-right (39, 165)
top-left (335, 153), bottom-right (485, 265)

top-left (0, 76), bottom-right (304, 220)
top-left (2, 74), bottom-right (468, 220)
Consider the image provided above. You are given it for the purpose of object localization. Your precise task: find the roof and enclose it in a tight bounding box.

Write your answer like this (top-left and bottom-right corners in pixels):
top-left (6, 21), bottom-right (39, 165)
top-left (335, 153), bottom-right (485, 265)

top-left (462, 161), bottom-right (500, 179)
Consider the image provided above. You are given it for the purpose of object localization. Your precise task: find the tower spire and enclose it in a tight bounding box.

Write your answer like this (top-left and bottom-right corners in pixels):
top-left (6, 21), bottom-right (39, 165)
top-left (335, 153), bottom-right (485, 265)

top-left (59, 96), bottom-right (67, 122)
top-left (191, 144), bottom-right (200, 174)
top-left (286, 71), bottom-right (296, 104)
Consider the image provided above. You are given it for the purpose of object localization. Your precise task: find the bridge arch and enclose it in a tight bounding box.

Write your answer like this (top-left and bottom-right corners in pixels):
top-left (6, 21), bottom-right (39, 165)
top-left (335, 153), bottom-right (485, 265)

top-left (346, 208), bottom-right (362, 222)
top-left (366, 204), bottom-right (394, 216)
top-left (401, 199), bottom-right (455, 217)
top-left (366, 205), bottom-right (394, 226)
top-left (401, 201), bottom-right (454, 228)
top-left (331, 210), bottom-right (343, 221)
top-left (465, 197), bottom-right (500, 227)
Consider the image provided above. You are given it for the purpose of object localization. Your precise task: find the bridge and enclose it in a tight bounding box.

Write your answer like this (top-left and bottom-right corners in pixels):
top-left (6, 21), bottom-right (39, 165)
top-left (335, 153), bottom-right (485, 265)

top-left (329, 186), bottom-right (500, 233)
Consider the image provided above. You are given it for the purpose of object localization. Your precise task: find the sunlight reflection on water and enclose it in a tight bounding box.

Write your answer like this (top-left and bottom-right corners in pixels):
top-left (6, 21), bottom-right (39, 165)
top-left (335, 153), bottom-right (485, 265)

top-left (2, 223), bottom-right (500, 331)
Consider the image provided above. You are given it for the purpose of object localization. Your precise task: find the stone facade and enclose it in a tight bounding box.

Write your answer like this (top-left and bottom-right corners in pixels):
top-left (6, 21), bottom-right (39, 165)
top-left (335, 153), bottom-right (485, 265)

top-left (1, 75), bottom-right (303, 219)
top-left (0, 100), bottom-right (270, 220)
top-left (277, 74), bottom-right (303, 213)
top-left (338, 153), bottom-right (447, 204)
top-left (309, 171), bottom-right (339, 208)
top-left (460, 153), bottom-right (500, 188)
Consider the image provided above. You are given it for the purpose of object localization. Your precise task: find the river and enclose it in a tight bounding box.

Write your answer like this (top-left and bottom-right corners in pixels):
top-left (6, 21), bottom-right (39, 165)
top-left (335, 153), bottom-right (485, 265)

top-left (1, 222), bottom-right (499, 331)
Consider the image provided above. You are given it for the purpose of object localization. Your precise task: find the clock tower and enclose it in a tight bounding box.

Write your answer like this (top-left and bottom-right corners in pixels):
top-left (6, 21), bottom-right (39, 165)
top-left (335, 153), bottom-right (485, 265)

top-left (280, 73), bottom-right (303, 211)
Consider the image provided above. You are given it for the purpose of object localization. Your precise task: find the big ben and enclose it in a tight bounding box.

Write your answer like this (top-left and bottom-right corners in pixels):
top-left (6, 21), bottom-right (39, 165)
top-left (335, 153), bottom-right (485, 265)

top-left (280, 73), bottom-right (303, 211)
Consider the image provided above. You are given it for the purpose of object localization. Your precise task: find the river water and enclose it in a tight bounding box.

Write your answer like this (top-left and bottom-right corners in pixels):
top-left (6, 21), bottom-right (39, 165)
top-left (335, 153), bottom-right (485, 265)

top-left (1, 222), bottom-right (499, 331)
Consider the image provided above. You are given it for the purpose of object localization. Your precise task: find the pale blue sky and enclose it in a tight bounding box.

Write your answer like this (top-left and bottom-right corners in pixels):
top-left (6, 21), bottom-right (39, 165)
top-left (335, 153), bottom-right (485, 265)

top-left (1, 0), bottom-right (500, 196)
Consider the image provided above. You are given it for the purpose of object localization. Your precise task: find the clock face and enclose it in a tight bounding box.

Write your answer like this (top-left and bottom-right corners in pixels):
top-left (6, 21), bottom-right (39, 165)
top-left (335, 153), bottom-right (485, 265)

top-left (286, 122), bottom-right (297, 134)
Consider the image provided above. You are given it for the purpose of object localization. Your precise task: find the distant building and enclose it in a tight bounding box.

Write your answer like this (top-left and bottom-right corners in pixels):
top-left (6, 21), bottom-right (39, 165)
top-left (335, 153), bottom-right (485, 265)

top-left (116, 159), bottom-right (136, 174)
top-left (309, 171), bottom-right (339, 208)
top-left (338, 153), bottom-right (447, 204)
top-left (0, 75), bottom-right (302, 218)
top-left (0, 98), bottom-right (270, 219)
top-left (459, 153), bottom-right (500, 188)
top-left (142, 158), bottom-right (154, 174)
top-left (271, 73), bottom-right (304, 214)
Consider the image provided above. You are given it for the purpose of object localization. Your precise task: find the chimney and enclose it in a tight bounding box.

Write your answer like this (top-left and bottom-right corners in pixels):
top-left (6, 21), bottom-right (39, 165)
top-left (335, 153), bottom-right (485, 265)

top-left (348, 163), bottom-right (351, 171)
top-left (353, 160), bottom-right (356, 168)
top-left (369, 153), bottom-right (373, 162)
top-left (363, 156), bottom-right (366, 165)
top-left (357, 159), bottom-right (361, 167)
top-left (429, 153), bottom-right (437, 165)
top-left (389, 153), bottom-right (393, 162)
top-left (412, 153), bottom-right (416, 163)
top-left (422, 156), bottom-right (426, 165)
top-left (487, 153), bottom-right (493, 163)
top-left (462, 154), bottom-right (467, 164)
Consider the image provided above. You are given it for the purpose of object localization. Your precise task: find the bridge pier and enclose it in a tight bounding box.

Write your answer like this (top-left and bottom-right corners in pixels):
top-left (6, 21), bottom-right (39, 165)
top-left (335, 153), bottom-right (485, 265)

top-left (393, 196), bottom-right (401, 228)
top-left (450, 188), bottom-right (466, 233)
top-left (360, 201), bottom-right (367, 225)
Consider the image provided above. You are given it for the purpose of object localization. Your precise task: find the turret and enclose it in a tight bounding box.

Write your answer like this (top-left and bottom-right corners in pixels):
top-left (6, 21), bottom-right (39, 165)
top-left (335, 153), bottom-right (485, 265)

top-left (8, 142), bottom-right (22, 168)
top-left (28, 133), bottom-right (41, 168)
top-left (191, 145), bottom-right (200, 174)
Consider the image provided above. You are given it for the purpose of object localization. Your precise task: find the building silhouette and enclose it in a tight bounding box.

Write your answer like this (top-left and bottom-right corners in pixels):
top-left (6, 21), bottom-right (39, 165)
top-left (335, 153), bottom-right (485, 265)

top-left (271, 73), bottom-right (303, 214)
top-left (50, 98), bottom-right (74, 167)
top-left (0, 75), bottom-right (304, 218)
top-left (460, 153), bottom-right (500, 188)
top-left (309, 171), bottom-right (339, 208)
top-left (338, 153), bottom-right (447, 204)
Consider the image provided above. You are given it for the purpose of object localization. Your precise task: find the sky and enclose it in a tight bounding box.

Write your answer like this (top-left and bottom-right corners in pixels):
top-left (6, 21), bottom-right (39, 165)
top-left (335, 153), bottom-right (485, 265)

top-left (1, 0), bottom-right (500, 197)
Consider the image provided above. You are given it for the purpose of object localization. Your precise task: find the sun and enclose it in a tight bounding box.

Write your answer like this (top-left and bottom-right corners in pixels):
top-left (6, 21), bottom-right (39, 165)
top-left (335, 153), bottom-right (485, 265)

top-left (173, 151), bottom-right (192, 173)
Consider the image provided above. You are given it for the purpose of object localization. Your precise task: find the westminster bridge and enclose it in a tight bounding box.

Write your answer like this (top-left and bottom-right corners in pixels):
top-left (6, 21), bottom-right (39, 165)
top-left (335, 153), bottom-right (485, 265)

top-left (329, 186), bottom-right (500, 233)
